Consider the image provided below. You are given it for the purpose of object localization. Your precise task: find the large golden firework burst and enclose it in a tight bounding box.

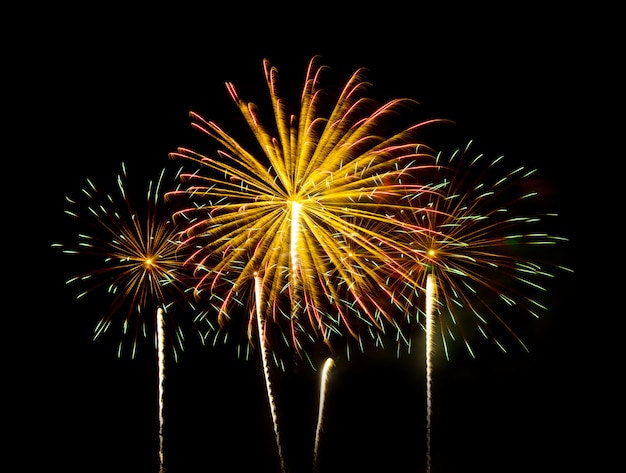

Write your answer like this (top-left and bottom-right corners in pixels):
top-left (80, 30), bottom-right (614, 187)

top-left (168, 56), bottom-right (444, 364)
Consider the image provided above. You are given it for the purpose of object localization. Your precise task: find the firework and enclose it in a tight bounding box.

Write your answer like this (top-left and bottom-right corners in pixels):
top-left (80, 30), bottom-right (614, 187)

top-left (393, 141), bottom-right (571, 472)
top-left (166, 56), bottom-right (446, 473)
top-left (55, 163), bottom-right (199, 357)
top-left (313, 357), bottom-right (335, 472)
top-left (54, 162), bottom-right (201, 472)
top-left (167, 56), bottom-right (445, 363)
top-left (394, 141), bottom-right (570, 358)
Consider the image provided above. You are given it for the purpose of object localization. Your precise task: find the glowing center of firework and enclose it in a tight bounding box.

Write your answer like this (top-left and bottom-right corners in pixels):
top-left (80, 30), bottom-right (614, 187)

top-left (425, 248), bottom-right (437, 273)
top-left (143, 257), bottom-right (155, 269)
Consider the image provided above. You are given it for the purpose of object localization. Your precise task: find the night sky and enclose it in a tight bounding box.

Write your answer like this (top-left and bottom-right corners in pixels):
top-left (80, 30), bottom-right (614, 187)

top-left (10, 6), bottom-right (611, 473)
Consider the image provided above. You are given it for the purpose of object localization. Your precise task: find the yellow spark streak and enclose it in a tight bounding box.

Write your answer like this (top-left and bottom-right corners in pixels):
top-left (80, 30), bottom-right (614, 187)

top-left (157, 307), bottom-right (165, 473)
top-left (314, 357), bottom-right (335, 472)
top-left (254, 273), bottom-right (288, 473)
top-left (289, 200), bottom-right (302, 288)
top-left (425, 273), bottom-right (436, 473)
top-left (254, 272), bottom-right (263, 319)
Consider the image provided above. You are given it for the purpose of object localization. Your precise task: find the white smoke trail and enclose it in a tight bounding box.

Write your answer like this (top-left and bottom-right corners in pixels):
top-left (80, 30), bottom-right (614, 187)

top-left (313, 357), bottom-right (335, 472)
top-left (254, 273), bottom-right (288, 473)
top-left (156, 307), bottom-right (165, 473)
top-left (425, 273), bottom-right (435, 473)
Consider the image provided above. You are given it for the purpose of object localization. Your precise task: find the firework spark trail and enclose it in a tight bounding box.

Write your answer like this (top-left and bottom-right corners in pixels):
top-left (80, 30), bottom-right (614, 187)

top-left (313, 357), bottom-right (335, 472)
top-left (289, 199), bottom-right (303, 342)
top-left (254, 273), bottom-right (288, 473)
top-left (157, 307), bottom-right (166, 473)
top-left (425, 273), bottom-right (435, 473)
top-left (54, 163), bottom-right (200, 473)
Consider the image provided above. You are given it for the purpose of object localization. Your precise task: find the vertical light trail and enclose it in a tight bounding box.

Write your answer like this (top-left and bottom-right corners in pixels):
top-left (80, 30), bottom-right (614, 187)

top-left (425, 273), bottom-right (436, 473)
top-left (288, 200), bottom-right (303, 350)
top-left (289, 200), bottom-right (302, 290)
top-left (156, 307), bottom-right (165, 473)
top-left (254, 273), bottom-right (288, 473)
top-left (313, 357), bottom-right (335, 472)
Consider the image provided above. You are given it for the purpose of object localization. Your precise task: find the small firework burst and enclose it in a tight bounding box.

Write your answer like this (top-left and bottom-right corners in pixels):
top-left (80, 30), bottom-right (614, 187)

top-left (54, 162), bottom-right (201, 359)
top-left (394, 141), bottom-right (571, 359)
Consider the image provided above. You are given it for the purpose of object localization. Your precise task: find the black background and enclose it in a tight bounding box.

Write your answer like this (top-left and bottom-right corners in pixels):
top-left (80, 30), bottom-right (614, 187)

top-left (9, 5), bottom-right (613, 473)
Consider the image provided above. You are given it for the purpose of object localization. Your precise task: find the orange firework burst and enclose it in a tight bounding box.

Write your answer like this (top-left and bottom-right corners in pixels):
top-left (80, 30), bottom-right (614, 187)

top-left (55, 163), bottom-right (200, 359)
top-left (167, 56), bottom-right (445, 365)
